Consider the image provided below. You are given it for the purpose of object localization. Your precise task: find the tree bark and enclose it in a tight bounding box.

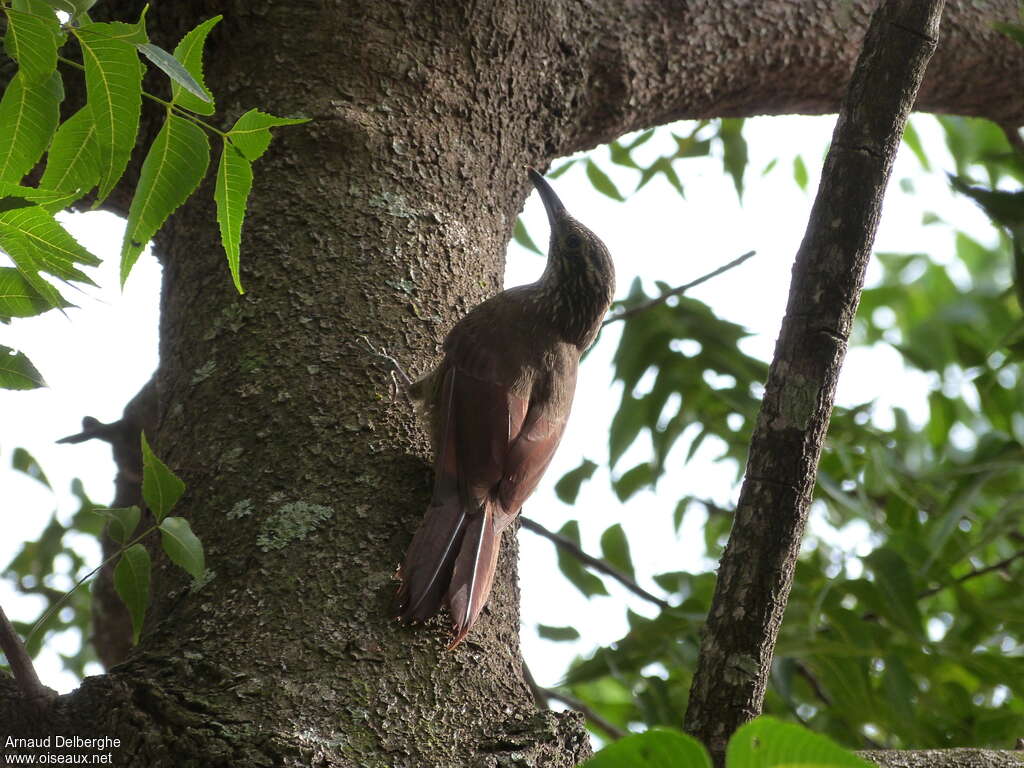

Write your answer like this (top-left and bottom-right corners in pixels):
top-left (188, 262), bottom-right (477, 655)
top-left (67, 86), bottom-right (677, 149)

top-left (2, 1), bottom-right (1022, 765)
top-left (683, 0), bottom-right (945, 762)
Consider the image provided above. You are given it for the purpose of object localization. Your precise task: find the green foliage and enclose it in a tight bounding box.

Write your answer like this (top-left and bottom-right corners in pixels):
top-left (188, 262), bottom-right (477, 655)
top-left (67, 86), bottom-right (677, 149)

top-left (0, 5), bottom-right (307, 387)
top-left (120, 113), bottom-right (210, 284)
top-left (157, 517), bottom-right (204, 579)
top-left (141, 432), bottom-right (185, 521)
top-left (113, 542), bottom-right (149, 644)
top-left (2, 461), bottom-right (100, 676)
top-left (547, 115), bottom-right (1024, 752)
top-left (0, 343), bottom-right (46, 388)
top-left (582, 727), bottom-right (711, 768)
top-left (582, 717), bottom-right (873, 768)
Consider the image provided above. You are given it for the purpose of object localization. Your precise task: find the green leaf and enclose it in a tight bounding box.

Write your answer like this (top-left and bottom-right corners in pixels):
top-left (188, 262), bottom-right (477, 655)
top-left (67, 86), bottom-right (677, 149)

top-left (793, 155), bottom-right (809, 191)
top-left (513, 216), bottom-right (543, 256)
top-left (613, 461), bottom-right (655, 502)
top-left (169, 16), bottom-right (221, 115)
top-left (0, 266), bottom-right (59, 318)
top-left (554, 458), bottom-right (598, 504)
top-left (585, 159), bottom-right (625, 202)
top-left (948, 175), bottom-right (1024, 228)
top-left (865, 547), bottom-right (924, 638)
top-left (994, 21), bottom-right (1024, 48)
top-left (0, 71), bottom-right (63, 183)
top-left (582, 728), bottom-right (711, 768)
top-left (719, 118), bottom-right (748, 200)
top-left (159, 516), bottom-right (205, 579)
top-left (0, 345), bottom-right (46, 389)
top-left (901, 119), bottom-right (930, 171)
top-left (120, 112), bottom-right (210, 286)
top-left (97, 506), bottom-right (140, 545)
top-left (537, 624), bottom-right (580, 641)
top-left (35, 0), bottom-right (97, 20)
top-left (727, 716), bottom-right (873, 767)
top-left (140, 432), bottom-right (185, 521)
top-left (76, 21), bottom-right (145, 203)
top-left (214, 141), bottom-right (254, 294)
top-left (600, 523), bottom-right (634, 578)
top-left (554, 521), bottom-right (608, 598)
top-left (0, 182), bottom-right (80, 214)
top-left (113, 542), bottom-right (150, 644)
top-left (136, 43), bottom-right (211, 105)
top-left (39, 107), bottom-right (102, 196)
top-left (11, 446), bottom-right (51, 489)
top-left (3, 6), bottom-right (60, 84)
top-left (0, 203), bottom-right (101, 286)
top-left (226, 108), bottom-right (308, 162)
top-left (548, 159), bottom-right (576, 179)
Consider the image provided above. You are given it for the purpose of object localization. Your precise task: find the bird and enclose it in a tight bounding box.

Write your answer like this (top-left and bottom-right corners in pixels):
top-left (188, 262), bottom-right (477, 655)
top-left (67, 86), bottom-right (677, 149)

top-left (395, 168), bottom-right (615, 647)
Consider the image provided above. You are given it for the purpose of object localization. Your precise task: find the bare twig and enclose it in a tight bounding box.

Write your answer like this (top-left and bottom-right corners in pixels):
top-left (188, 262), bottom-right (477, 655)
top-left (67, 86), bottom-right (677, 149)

top-left (523, 661), bottom-right (627, 741)
top-left (520, 516), bottom-right (671, 610)
top-left (602, 250), bottom-right (756, 326)
top-left (0, 601), bottom-right (56, 708)
top-left (919, 549), bottom-right (1024, 599)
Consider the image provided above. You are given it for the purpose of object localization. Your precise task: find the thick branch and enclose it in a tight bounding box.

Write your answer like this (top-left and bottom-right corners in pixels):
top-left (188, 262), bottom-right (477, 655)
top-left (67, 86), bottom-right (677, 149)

top-left (568, 0), bottom-right (1022, 151)
top-left (859, 749), bottom-right (1024, 767)
top-left (682, 1), bottom-right (945, 762)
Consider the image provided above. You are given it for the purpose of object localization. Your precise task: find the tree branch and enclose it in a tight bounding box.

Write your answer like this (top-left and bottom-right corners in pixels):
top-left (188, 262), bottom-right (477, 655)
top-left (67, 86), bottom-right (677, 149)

top-left (682, 1), bottom-right (945, 763)
top-left (919, 549), bottom-right (1024, 599)
top-left (603, 251), bottom-right (756, 326)
top-left (0, 602), bottom-right (55, 709)
top-left (520, 517), bottom-right (671, 610)
top-left (522, 661), bottom-right (627, 741)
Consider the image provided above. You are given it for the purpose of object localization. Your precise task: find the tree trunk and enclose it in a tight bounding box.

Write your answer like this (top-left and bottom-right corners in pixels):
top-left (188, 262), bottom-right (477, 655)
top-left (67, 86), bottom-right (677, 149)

top-left (2, 1), bottom-right (1023, 765)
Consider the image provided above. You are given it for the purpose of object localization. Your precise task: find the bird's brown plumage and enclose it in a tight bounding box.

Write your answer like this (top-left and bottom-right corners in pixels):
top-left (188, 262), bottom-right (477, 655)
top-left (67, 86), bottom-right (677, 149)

top-left (396, 169), bottom-right (615, 647)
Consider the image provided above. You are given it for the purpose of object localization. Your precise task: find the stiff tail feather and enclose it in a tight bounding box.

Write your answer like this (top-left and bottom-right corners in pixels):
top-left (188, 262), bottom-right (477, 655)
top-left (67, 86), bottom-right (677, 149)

top-left (395, 496), bottom-right (467, 623)
top-left (446, 502), bottom-right (501, 648)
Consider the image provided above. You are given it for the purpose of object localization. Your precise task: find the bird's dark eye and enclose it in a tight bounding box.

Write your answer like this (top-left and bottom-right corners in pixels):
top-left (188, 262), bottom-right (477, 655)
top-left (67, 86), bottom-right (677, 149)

top-left (566, 234), bottom-right (582, 249)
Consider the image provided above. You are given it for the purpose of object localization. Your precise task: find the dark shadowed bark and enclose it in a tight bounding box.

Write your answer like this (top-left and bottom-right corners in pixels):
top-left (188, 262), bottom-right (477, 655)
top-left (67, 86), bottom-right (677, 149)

top-left (2, 1), bottom-right (1023, 765)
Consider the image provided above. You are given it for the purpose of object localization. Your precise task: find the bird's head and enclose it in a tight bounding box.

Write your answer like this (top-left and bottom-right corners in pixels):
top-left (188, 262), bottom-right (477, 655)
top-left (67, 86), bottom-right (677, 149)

top-left (527, 168), bottom-right (614, 284)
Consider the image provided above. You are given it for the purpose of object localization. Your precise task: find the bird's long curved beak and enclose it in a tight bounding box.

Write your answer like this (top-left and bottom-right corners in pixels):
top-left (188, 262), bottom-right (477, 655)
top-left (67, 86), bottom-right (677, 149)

top-left (528, 168), bottom-right (566, 226)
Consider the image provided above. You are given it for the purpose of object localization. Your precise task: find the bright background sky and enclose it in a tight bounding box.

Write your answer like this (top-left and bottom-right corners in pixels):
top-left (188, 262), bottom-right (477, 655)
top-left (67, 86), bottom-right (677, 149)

top-left (0, 114), bottom-right (995, 693)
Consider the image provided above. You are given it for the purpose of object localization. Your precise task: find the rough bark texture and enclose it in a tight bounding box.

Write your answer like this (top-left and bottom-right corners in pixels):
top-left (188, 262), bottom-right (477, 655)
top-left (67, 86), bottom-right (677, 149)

top-left (860, 750), bottom-right (1024, 768)
top-left (1, 1), bottom-right (1023, 766)
top-left (683, 0), bottom-right (945, 763)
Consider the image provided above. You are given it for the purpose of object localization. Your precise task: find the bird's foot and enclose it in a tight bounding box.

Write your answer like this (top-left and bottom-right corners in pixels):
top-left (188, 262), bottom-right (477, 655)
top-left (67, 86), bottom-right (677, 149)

top-left (359, 336), bottom-right (413, 398)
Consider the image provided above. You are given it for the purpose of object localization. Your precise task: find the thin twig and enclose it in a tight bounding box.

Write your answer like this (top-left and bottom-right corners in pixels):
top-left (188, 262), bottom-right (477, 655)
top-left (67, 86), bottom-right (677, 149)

top-left (523, 661), bottom-right (628, 740)
top-left (0, 601), bottom-right (55, 707)
top-left (602, 250), bottom-right (756, 326)
top-left (919, 549), bottom-right (1024, 599)
top-left (520, 516), bottom-right (671, 610)
top-left (545, 688), bottom-right (628, 741)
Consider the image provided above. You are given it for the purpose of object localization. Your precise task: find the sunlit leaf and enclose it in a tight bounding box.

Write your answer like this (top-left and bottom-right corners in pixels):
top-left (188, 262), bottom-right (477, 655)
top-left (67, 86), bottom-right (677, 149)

top-left (513, 217), bottom-right (543, 256)
top-left (3, 5), bottom-right (60, 84)
top-left (169, 16), bottom-right (221, 115)
top-left (583, 728), bottom-right (711, 768)
top-left (226, 108), bottom-right (307, 162)
top-left (0, 71), bottom-right (63, 183)
top-left (120, 112), bottom-right (210, 285)
top-left (214, 140), bottom-right (254, 294)
top-left (76, 21), bottom-right (145, 203)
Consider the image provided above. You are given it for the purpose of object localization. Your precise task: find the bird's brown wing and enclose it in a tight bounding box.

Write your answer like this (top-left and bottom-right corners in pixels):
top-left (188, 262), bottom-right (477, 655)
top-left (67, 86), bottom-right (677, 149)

top-left (396, 361), bottom-right (529, 638)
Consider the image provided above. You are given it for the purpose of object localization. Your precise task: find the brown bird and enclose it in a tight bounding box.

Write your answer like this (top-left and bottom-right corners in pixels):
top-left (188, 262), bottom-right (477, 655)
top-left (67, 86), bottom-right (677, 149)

top-left (396, 168), bottom-right (615, 646)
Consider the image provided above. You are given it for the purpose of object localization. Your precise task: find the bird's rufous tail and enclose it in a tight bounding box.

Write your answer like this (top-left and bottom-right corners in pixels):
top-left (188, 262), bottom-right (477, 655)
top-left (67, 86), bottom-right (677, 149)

top-left (396, 497), bottom-right (502, 647)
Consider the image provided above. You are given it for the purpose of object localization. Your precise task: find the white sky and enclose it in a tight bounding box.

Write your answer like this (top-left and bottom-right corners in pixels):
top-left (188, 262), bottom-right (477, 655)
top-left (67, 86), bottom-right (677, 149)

top-left (0, 114), bottom-right (999, 693)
